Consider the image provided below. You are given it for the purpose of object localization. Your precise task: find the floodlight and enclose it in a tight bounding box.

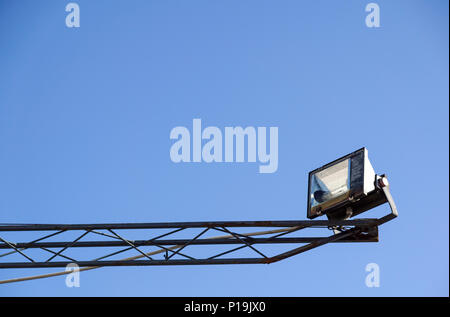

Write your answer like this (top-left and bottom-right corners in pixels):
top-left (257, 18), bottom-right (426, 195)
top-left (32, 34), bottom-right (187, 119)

top-left (307, 148), bottom-right (389, 220)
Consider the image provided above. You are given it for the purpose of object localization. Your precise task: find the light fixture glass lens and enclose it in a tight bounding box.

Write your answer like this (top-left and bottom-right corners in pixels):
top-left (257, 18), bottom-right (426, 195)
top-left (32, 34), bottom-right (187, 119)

top-left (310, 159), bottom-right (351, 210)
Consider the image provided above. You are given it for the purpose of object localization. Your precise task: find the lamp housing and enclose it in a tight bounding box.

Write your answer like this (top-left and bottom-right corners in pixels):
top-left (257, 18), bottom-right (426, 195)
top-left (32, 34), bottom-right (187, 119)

top-left (307, 148), bottom-right (387, 220)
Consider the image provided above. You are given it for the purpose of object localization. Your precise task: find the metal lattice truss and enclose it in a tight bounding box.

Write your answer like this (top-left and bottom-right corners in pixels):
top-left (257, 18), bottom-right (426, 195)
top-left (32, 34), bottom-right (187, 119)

top-left (0, 182), bottom-right (397, 270)
top-left (0, 218), bottom-right (392, 269)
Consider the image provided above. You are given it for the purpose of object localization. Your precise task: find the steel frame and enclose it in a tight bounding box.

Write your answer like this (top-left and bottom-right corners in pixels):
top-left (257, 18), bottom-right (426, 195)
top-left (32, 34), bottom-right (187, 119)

top-left (0, 178), bottom-right (397, 269)
top-left (0, 218), bottom-right (390, 269)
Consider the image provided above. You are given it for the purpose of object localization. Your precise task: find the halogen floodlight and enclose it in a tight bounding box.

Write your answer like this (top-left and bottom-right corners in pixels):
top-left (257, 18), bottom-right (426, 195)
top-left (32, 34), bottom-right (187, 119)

top-left (307, 148), bottom-right (388, 220)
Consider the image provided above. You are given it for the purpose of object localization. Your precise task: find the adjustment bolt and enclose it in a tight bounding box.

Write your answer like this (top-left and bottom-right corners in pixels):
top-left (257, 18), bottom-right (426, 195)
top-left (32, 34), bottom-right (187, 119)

top-left (378, 177), bottom-right (389, 188)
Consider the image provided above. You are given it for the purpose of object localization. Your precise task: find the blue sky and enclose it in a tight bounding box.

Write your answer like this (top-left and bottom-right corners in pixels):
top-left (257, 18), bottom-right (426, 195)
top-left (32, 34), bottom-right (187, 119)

top-left (0, 0), bottom-right (448, 296)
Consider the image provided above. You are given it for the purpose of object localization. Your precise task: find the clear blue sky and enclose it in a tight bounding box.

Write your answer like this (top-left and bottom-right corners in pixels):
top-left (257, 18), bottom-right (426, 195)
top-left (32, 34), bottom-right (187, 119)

top-left (0, 0), bottom-right (448, 296)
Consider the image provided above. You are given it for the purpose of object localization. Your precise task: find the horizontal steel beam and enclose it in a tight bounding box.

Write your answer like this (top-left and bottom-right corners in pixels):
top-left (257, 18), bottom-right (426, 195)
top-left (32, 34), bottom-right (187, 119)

top-left (0, 235), bottom-right (378, 250)
top-left (0, 258), bottom-right (268, 268)
top-left (0, 219), bottom-right (378, 232)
